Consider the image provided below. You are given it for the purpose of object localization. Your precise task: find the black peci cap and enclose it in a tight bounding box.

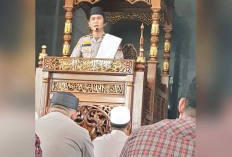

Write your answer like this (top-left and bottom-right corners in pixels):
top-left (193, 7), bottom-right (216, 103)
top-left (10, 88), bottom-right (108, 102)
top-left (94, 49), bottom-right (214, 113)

top-left (89, 6), bottom-right (104, 19)
top-left (50, 92), bottom-right (79, 110)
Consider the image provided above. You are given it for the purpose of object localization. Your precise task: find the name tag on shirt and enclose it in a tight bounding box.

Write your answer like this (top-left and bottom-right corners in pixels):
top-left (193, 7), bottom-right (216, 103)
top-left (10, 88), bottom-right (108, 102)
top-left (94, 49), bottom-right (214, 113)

top-left (82, 44), bottom-right (91, 47)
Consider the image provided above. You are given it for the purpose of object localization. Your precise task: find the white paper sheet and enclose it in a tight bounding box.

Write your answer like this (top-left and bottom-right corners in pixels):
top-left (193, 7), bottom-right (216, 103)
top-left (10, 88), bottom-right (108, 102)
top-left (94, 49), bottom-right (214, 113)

top-left (96, 33), bottom-right (122, 59)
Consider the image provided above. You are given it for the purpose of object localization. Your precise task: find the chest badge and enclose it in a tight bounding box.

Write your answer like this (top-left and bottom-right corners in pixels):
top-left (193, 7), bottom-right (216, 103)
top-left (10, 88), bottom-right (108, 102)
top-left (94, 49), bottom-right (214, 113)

top-left (84, 40), bottom-right (90, 43)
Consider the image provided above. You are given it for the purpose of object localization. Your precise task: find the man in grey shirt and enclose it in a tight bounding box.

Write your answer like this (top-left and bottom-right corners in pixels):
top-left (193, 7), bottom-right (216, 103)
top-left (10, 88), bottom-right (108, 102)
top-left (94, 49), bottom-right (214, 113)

top-left (36, 92), bottom-right (94, 157)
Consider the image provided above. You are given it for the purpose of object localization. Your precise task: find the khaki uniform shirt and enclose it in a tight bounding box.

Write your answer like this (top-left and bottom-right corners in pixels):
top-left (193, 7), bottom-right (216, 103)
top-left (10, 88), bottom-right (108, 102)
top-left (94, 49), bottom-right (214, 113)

top-left (71, 33), bottom-right (124, 59)
top-left (93, 130), bottom-right (128, 157)
top-left (36, 112), bottom-right (94, 157)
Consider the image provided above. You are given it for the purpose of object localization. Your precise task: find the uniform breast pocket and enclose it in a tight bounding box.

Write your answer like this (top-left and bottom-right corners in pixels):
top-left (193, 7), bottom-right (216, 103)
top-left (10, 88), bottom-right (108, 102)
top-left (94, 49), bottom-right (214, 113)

top-left (81, 46), bottom-right (92, 58)
top-left (81, 43), bottom-right (91, 52)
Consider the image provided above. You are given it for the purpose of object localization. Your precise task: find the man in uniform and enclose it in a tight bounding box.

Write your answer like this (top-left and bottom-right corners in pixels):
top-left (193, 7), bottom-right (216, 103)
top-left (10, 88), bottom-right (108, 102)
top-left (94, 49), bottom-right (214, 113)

top-left (70, 6), bottom-right (124, 59)
top-left (36, 92), bottom-right (94, 157)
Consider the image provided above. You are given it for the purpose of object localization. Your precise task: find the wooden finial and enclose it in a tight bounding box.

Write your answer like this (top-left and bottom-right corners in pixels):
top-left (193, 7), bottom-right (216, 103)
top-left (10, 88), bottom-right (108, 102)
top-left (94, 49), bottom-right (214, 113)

top-left (140, 23), bottom-right (144, 33)
top-left (140, 23), bottom-right (144, 51)
top-left (38, 45), bottom-right (48, 68)
top-left (136, 23), bottom-right (146, 71)
top-left (137, 23), bottom-right (145, 63)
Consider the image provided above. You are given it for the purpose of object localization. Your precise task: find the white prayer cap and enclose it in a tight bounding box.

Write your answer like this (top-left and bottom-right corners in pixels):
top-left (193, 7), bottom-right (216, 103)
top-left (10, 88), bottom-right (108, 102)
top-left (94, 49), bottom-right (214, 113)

top-left (110, 106), bottom-right (130, 125)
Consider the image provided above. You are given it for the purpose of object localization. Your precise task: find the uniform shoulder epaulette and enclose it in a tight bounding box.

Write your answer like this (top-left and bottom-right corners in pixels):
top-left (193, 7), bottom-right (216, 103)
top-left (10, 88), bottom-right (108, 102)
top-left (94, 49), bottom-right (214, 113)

top-left (82, 35), bottom-right (91, 43)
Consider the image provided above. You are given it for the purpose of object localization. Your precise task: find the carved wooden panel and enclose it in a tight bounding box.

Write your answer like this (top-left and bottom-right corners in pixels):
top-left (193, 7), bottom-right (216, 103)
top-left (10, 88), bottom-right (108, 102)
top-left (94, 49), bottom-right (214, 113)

top-left (74, 104), bottom-right (116, 140)
top-left (51, 81), bottom-right (125, 95)
top-left (143, 83), bottom-right (151, 125)
top-left (43, 57), bottom-right (134, 75)
top-left (72, 0), bottom-right (168, 25)
top-left (142, 64), bottom-right (151, 125)
top-left (155, 94), bottom-right (161, 122)
top-left (161, 97), bottom-right (165, 119)
top-left (73, 0), bottom-right (100, 6)
top-left (153, 80), bottom-right (168, 123)
top-left (143, 67), bottom-right (168, 125)
top-left (105, 12), bottom-right (152, 25)
top-left (73, 0), bottom-right (151, 6)
top-left (122, 44), bottom-right (138, 60)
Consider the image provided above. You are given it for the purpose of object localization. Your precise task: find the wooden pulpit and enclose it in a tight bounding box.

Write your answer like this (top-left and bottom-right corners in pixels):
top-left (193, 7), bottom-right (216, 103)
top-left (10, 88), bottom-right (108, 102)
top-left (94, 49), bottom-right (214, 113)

top-left (36, 0), bottom-right (174, 140)
top-left (36, 57), bottom-right (145, 140)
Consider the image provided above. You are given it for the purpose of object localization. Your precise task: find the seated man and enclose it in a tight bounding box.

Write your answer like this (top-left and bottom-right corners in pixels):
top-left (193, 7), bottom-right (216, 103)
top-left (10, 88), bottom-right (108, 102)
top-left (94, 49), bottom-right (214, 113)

top-left (120, 77), bottom-right (196, 157)
top-left (70, 6), bottom-right (124, 59)
top-left (36, 92), bottom-right (94, 157)
top-left (93, 106), bottom-right (131, 157)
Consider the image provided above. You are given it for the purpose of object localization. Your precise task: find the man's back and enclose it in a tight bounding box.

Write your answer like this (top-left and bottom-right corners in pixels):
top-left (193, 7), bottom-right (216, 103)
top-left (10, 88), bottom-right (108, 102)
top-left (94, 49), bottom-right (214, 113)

top-left (36, 112), bottom-right (94, 157)
top-left (120, 117), bottom-right (196, 157)
top-left (93, 130), bottom-right (128, 157)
